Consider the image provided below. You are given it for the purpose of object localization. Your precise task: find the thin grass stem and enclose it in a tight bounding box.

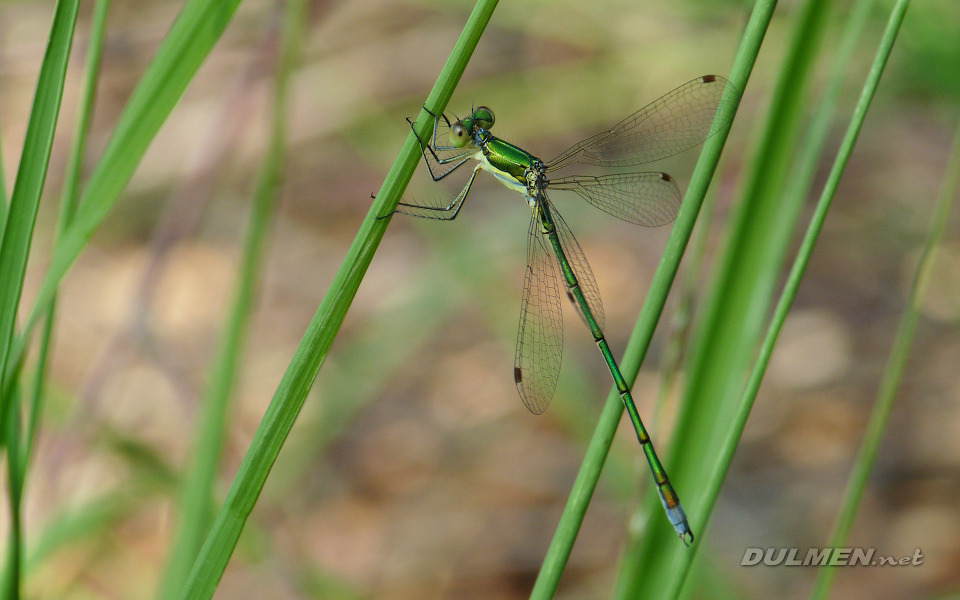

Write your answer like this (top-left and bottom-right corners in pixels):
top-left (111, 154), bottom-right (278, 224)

top-left (9, 0), bottom-right (251, 388)
top-left (526, 3), bottom-right (775, 599)
top-left (657, 0), bottom-right (911, 596)
top-left (4, 1), bottom-right (109, 594)
top-left (2, 385), bottom-right (23, 600)
top-left (0, 0), bottom-right (80, 423)
top-left (156, 2), bottom-right (308, 598)
top-left (24, 0), bottom-right (112, 479)
top-left (175, 2), bottom-right (499, 598)
top-left (0, 2), bottom-right (80, 596)
top-left (810, 80), bottom-right (957, 600)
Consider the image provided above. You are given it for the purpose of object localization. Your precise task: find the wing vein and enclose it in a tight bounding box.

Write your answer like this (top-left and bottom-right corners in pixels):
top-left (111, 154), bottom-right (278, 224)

top-left (546, 75), bottom-right (734, 172)
top-left (515, 212), bottom-right (564, 414)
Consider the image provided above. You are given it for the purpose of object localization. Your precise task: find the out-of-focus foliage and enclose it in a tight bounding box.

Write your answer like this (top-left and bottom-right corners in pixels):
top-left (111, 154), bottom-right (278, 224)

top-left (897, 1), bottom-right (960, 99)
top-left (0, 0), bottom-right (957, 599)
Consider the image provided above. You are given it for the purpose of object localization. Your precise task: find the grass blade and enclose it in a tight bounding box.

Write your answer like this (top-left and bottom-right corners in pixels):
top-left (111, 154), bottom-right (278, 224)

top-left (0, 115), bottom-right (5, 206)
top-left (526, 3), bottom-right (776, 599)
top-left (156, 2), bottom-right (308, 598)
top-left (810, 57), bottom-right (955, 600)
top-left (616, 0), bottom-right (840, 596)
top-left (0, 2), bottom-right (80, 594)
top-left (2, 384), bottom-right (24, 600)
top-left (24, 0), bottom-right (112, 480)
top-left (176, 2), bottom-right (499, 598)
top-left (3, 5), bottom-right (109, 594)
top-left (651, 0), bottom-right (912, 596)
top-left (0, 0), bottom-right (79, 414)
top-left (10, 0), bottom-right (250, 383)
top-left (776, 0), bottom-right (877, 242)
top-left (24, 478), bottom-right (167, 576)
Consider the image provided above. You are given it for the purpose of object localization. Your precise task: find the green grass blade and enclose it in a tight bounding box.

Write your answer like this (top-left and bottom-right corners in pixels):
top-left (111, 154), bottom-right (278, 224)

top-left (24, 0), bottom-right (112, 477)
top-left (11, 0), bottom-right (250, 381)
top-left (810, 60), bottom-right (955, 600)
top-left (0, 113), bottom-right (6, 207)
top-left (617, 0), bottom-right (840, 596)
top-left (56, 0), bottom-right (109, 231)
top-left (6, 5), bottom-right (109, 591)
top-left (156, 2), bottom-right (308, 598)
top-left (274, 247), bottom-right (463, 487)
top-left (526, 3), bottom-right (776, 599)
top-left (777, 0), bottom-right (877, 240)
top-left (176, 2), bottom-right (499, 598)
top-left (653, 0), bottom-right (911, 595)
top-left (652, 161), bottom-right (721, 432)
top-left (0, 3), bottom-right (80, 593)
top-left (3, 384), bottom-right (24, 600)
top-left (24, 494), bottom-right (130, 573)
top-left (0, 0), bottom-right (79, 413)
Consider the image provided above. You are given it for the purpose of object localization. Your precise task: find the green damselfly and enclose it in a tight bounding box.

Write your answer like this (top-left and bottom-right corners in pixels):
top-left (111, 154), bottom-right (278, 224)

top-left (389, 75), bottom-right (733, 544)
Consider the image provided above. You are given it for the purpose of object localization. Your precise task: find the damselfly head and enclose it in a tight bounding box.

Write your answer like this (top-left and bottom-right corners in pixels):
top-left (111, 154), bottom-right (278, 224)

top-left (449, 106), bottom-right (496, 148)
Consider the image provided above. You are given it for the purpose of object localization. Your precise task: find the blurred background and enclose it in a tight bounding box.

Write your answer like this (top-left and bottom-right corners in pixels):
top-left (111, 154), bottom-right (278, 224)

top-left (1, 0), bottom-right (959, 598)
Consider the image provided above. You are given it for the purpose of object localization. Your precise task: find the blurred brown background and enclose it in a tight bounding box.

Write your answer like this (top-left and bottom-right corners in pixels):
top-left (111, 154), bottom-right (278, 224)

top-left (1, 0), bottom-right (959, 598)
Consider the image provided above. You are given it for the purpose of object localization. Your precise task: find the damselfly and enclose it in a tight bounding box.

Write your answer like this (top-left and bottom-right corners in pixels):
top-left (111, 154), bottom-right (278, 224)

top-left (388, 75), bottom-right (733, 544)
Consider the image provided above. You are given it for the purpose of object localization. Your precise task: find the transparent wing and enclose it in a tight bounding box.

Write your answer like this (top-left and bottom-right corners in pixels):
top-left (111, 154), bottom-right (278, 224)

top-left (546, 197), bottom-right (605, 330)
top-left (545, 75), bottom-right (734, 172)
top-left (514, 214), bottom-right (564, 415)
top-left (548, 172), bottom-right (681, 226)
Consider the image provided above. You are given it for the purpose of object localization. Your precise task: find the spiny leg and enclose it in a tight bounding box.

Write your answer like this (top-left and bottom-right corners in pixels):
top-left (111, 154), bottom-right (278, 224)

top-left (407, 108), bottom-right (473, 181)
top-left (423, 106), bottom-right (459, 152)
top-left (408, 105), bottom-right (459, 151)
top-left (392, 165), bottom-right (480, 221)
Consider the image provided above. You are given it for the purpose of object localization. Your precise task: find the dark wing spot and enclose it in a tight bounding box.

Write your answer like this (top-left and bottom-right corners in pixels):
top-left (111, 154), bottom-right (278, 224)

top-left (566, 290), bottom-right (575, 303)
top-left (660, 173), bottom-right (673, 182)
top-left (702, 74), bottom-right (716, 83)
top-left (514, 367), bottom-right (523, 383)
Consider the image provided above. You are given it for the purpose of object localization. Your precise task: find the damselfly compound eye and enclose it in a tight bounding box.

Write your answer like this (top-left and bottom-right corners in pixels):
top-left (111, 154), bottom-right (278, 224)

top-left (474, 106), bottom-right (495, 130)
top-left (450, 122), bottom-right (469, 147)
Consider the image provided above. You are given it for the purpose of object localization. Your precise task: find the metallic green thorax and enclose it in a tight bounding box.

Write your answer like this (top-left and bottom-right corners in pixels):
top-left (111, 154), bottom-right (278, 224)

top-left (482, 137), bottom-right (537, 183)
